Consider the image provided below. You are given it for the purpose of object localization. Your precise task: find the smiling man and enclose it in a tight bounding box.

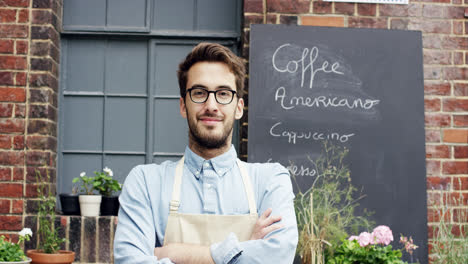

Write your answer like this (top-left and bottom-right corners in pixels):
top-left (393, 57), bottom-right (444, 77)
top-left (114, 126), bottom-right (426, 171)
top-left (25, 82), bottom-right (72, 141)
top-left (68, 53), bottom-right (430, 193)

top-left (114, 43), bottom-right (298, 264)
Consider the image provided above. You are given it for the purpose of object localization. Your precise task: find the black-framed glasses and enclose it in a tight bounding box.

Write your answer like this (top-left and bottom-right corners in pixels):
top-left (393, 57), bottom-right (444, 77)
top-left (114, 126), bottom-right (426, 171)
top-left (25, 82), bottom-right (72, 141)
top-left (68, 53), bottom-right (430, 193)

top-left (187, 87), bottom-right (237, 105)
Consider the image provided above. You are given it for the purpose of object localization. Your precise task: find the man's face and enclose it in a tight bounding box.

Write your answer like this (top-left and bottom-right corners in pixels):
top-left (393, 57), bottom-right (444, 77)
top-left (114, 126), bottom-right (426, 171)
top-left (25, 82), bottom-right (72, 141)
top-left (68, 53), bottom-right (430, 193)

top-left (180, 61), bottom-right (244, 149)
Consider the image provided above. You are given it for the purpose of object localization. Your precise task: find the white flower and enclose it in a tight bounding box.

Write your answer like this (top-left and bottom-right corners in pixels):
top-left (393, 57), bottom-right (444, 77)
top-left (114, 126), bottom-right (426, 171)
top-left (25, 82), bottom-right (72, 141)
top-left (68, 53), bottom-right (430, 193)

top-left (19, 227), bottom-right (32, 237)
top-left (80, 172), bottom-right (86, 177)
top-left (103, 167), bottom-right (113, 177)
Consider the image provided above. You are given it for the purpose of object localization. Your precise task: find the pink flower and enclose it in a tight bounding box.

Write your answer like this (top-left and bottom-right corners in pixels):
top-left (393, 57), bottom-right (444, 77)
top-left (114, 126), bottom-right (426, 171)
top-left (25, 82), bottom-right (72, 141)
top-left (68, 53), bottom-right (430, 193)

top-left (348, 235), bottom-right (359, 242)
top-left (372, 225), bottom-right (393, 246)
top-left (358, 232), bottom-right (373, 247)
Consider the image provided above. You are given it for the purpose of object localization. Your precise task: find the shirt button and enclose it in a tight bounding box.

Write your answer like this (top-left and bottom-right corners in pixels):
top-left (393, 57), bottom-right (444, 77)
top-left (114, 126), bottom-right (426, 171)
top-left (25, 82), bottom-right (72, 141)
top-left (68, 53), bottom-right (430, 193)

top-left (205, 183), bottom-right (211, 188)
top-left (195, 171), bottom-right (199, 175)
top-left (204, 163), bottom-right (209, 168)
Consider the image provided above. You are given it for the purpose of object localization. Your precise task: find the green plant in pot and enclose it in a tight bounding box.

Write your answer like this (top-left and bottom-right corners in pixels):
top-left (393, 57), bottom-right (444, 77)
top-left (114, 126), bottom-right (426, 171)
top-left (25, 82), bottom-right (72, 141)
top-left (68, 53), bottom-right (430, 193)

top-left (93, 167), bottom-right (122, 216)
top-left (26, 171), bottom-right (75, 264)
top-left (293, 142), bottom-right (373, 264)
top-left (73, 171), bottom-right (101, 217)
top-left (0, 228), bottom-right (32, 263)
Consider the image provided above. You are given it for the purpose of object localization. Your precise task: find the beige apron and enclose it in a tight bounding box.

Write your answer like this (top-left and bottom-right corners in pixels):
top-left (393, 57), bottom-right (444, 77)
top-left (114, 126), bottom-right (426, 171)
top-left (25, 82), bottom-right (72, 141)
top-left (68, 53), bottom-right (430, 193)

top-left (163, 156), bottom-right (258, 246)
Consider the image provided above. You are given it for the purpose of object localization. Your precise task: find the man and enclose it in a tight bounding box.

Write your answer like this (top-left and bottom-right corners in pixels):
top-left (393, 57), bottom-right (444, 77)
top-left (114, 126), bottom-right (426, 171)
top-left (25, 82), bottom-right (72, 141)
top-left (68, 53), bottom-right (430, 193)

top-left (114, 43), bottom-right (298, 263)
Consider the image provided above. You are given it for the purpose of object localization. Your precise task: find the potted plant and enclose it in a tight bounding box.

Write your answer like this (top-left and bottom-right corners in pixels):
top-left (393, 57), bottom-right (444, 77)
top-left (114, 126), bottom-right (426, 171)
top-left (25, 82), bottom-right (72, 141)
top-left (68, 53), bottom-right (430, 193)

top-left (293, 142), bottom-right (373, 264)
top-left (73, 171), bottom-right (101, 216)
top-left (93, 167), bottom-right (122, 216)
top-left (0, 228), bottom-right (32, 263)
top-left (58, 184), bottom-right (80, 215)
top-left (27, 171), bottom-right (75, 264)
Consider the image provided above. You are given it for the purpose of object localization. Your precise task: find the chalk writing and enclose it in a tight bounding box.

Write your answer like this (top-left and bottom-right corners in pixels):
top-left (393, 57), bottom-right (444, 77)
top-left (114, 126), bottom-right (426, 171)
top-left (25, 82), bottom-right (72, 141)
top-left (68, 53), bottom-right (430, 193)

top-left (272, 44), bottom-right (344, 89)
top-left (275, 87), bottom-right (380, 110)
top-left (267, 158), bottom-right (317, 177)
top-left (269, 122), bottom-right (355, 144)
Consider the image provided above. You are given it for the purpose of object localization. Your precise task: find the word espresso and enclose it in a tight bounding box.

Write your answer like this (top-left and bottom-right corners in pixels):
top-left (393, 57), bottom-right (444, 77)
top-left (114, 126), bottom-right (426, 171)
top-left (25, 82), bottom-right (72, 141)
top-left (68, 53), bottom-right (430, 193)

top-left (269, 122), bottom-right (355, 144)
top-left (272, 43), bottom-right (344, 89)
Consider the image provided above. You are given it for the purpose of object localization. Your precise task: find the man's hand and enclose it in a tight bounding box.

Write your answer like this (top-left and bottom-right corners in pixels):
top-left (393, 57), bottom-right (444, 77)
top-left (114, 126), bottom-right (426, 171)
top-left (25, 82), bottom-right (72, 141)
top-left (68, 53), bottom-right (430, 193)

top-left (154, 243), bottom-right (214, 264)
top-left (250, 208), bottom-right (284, 240)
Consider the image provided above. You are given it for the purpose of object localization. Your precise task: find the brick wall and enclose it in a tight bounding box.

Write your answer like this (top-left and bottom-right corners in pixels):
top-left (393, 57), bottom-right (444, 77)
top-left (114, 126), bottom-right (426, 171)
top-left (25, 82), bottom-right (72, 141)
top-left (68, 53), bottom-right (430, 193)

top-left (0, 0), bottom-right (64, 253)
top-left (242, 0), bottom-right (468, 261)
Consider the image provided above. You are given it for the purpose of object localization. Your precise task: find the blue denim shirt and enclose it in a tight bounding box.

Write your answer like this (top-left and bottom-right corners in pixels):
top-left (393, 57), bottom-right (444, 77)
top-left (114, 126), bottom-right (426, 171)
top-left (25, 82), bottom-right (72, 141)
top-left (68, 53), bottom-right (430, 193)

top-left (114, 146), bottom-right (298, 264)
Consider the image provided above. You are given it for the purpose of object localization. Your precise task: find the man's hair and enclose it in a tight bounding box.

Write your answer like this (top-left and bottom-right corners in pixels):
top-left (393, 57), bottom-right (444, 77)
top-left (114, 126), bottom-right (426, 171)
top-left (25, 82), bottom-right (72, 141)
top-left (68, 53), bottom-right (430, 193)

top-left (177, 42), bottom-right (246, 99)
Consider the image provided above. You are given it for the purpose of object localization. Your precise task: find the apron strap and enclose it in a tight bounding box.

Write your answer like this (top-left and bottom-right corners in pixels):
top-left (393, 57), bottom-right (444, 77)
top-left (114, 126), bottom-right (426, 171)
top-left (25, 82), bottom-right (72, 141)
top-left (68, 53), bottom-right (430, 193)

top-left (169, 156), bottom-right (185, 212)
top-left (236, 159), bottom-right (257, 215)
top-left (169, 156), bottom-right (257, 215)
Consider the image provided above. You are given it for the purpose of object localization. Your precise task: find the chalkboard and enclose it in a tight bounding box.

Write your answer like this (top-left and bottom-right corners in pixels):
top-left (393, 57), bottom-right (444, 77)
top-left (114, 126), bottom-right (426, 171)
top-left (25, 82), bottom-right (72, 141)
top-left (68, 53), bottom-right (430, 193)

top-left (248, 24), bottom-right (427, 263)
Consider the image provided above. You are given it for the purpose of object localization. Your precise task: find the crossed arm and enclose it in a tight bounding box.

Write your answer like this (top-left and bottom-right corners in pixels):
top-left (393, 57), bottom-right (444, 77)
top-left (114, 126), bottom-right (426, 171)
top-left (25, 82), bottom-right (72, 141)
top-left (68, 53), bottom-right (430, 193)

top-left (154, 208), bottom-right (284, 263)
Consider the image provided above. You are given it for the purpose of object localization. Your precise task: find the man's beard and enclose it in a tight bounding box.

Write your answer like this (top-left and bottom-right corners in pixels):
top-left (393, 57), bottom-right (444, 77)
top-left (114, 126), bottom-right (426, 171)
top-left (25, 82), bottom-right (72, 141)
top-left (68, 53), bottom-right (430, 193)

top-left (187, 113), bottom-right (234, 149)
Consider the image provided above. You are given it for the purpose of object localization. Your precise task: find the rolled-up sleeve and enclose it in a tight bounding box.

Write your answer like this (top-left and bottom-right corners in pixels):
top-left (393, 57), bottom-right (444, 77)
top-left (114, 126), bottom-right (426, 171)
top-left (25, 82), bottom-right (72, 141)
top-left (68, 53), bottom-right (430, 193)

top-left (210, 163), bottom-right (298, 264)
top-left (114, 166), bottom-right (174, 264)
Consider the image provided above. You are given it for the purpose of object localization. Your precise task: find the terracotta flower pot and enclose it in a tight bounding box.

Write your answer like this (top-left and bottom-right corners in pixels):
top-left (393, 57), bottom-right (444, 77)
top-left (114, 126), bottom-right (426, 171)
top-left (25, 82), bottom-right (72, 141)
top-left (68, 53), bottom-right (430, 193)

top-left (26, 250), bottom-right (75, 264)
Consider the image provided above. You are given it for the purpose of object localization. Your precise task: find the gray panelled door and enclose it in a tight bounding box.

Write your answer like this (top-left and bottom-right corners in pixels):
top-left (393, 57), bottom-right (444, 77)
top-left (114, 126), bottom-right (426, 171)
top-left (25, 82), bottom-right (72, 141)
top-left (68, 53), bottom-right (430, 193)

top-left (58, 0), bottom-right (242, 195)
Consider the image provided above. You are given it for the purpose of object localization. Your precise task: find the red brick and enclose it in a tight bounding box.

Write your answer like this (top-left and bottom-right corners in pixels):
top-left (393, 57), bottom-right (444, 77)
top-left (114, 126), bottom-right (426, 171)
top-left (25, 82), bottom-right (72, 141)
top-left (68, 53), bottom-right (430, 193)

top-left (423, 35), bottom-right (443, 49)
top-left (0, 183), bottom-right (22, 197)
top-left (349, 17), bottom-right (387, 29)
top-left (0, 0), bottom-right (29, 7)
top-left (427, 160), bottom-right (441, 175)
top-left (0, 134), bottom-right (10, 149)
top-left (426, 129), bottom-right (441, 143)
top-left (424, 67), bottom-right (442, 80)
top-left (454, 115), bottom-right (468, 127)
top-left (423, 50), bottom-right (451, 65)
top-left (390, 18), bottom-right (408, 30)
top-left (423, 5), bottom-right (465, 19)
top-left (0, 71), bottom-right (14, 85)
top-left (454, 21), bottom-right (463, 35)
top-left (426, 145), bottom-right (450, 158)
top-left (11, 199), bottom-right (22, 213)
top-left (425, 98), bottom-right (441, 112)
top-left (244, 0), bottom-right (263, 13)
top-left (443, 67), bottom-right (468, 80)
top-left (0, 119), bottom-right (24, 133)
top-left (409, 20), bottom-right (451, 34)
top-left (313, 2), bottom-right (332, 13)
top-left (16, 40), bottom-right (27, 54)
top-left (279, 15), bottom-right (297, 25)
top-left (0, 87), bottom-right (25, 102)
top-left (442, 37), bottom-right (468, 50)
top-left (454, 52), bottom-right (464, 65)
top-left (0, 103), bottom-right (13, 117)
top-left (25, 183), bottom-right (39, 198)
top-left (0, 168), bottom-right (10, 181)
top-left (26, 151), bottom-right (50, 166)
top-left (18, 9), bottom-right (28, 23)
top-left (424, 82), bottom-right (450, 96)
top-left (334, 3), bottom-right (354, 15)
top-left (0, 56), bottom-right (27, 70)
top-left (357, 4), bottom-right (375, 16)
top-left (453, 208), bottom-right (468, 223)
top-left (0, 199), bottom-right (9, 213)
top-left (443, 99), bottom-right (468, 112)
top-left (0, 8), bottom-right (16, 23)
top-left (12, 167), bottom-right (22, 181)
top-left (454, 83), bottom-right (468, 96)
top-left (267, 0), bottom-right (309, 13)
top-left (0, 40), bottom-right (13, 53)
top-left (454, 146), bottom-right (468, 159)
top-left (427, 176), bottom-right (451, 190)
top-left (453, 177), bottom-right (468, 190)
top-left (26, 135), bottom-right (55, 150)
top-left (15, 72), bottom-right (26, 86)
top-left (0, 215), bottom-right (21, 230)
top-left (32, 9), bottom-right (52, 24)
top-left (14, 104), bottom-right (25, 118)
top-left (0, 25), bottom-right (28, 38)
top-left (443, 192), bottom-right (468, 206)
top-left (301, 16), bottom-right (344, 27)
top-left (12, 135), bottom-right (23, 149)
top-left (380, 3), bottom-right (422, 17)
top-left (443, 129), bottom-right (468, 143)
top-left (427, 208), bottom-right (450, 223)
top-left (425, 113), bottom-right (450, 127)
top-left (27, 119), bottom-right (56, 136)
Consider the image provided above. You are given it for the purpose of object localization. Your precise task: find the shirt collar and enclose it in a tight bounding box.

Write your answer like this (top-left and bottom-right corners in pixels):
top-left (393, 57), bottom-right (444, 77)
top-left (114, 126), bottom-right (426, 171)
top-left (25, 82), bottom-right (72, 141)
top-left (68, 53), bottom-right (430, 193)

top-left (183, 145), bottom-right (238, 179)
